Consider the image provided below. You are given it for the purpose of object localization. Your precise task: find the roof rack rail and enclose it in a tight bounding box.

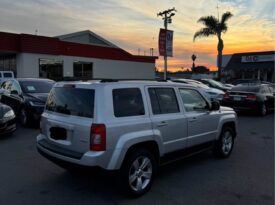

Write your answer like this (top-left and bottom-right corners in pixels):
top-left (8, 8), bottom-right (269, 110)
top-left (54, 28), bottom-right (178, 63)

top-left (100, 79), bottom-right (119, 82)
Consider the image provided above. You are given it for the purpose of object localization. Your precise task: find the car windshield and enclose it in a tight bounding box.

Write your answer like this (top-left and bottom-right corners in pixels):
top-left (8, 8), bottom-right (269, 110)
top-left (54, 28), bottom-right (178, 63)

top-left (20, 80), bottom-right (55, 93)
top-left (207, 79), bottom-right (224, 88)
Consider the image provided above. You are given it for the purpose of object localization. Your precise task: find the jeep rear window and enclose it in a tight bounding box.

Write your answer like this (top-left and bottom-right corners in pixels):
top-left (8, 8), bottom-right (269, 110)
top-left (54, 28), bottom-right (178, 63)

top-left (46, 87), bottom-right (94, 118)
top-left (113, 88), bottom-right (145, 117)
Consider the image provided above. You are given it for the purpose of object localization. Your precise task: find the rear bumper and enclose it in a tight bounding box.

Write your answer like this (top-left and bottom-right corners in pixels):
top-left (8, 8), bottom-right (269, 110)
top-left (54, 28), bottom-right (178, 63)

top-left (36, 134), bottom-right (114, 170)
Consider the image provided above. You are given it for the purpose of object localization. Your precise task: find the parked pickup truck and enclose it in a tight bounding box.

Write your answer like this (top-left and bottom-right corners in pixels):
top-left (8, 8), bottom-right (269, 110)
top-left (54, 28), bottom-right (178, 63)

top-left (37, 80), bottom-right (237, 197)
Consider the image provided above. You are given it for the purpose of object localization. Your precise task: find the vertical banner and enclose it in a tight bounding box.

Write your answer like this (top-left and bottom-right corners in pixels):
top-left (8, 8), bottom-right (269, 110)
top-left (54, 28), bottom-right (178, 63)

top-left (166, 30), bottom-right (173, 57)
top-left (158, 28), bottom-right (166, 56)
top-left (158, 29), bottom-right (173, 57)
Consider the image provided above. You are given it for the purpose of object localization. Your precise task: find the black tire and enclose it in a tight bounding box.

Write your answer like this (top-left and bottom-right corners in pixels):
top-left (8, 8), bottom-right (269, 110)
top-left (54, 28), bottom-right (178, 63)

top-left (258, 103), bottom-right (267, 116)
top-left (20, 108), bottom-right (30, 126)
top-left (120, 148), bottom-right (157, 197)
top-left (213, 126), bottom-right (235, 158)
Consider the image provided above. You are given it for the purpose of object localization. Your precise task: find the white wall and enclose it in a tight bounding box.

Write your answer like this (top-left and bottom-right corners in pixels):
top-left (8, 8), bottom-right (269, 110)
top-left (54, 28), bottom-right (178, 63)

top-left (16, 53), bottom-right (155, 79)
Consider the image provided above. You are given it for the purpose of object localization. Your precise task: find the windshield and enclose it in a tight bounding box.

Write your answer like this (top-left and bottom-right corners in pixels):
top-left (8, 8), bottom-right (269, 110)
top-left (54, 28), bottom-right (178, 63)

top-left (207, 79), bottom-right (224, 88)
top-left (20, 80), bottom-right (55, 93)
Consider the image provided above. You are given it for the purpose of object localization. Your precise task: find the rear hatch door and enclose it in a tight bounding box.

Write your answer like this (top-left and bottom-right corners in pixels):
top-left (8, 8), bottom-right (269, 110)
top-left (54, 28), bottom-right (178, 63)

top-left (41, 83), bottom-right (95, 155)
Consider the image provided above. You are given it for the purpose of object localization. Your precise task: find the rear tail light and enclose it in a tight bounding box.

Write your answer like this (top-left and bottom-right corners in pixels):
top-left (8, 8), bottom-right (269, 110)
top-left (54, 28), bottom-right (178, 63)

top-left (90, 124), bottom-right (106, 151)
top-left (246, 95), bottom-right (257, 101)
top-left (224, 92), bottom-right (230, 99)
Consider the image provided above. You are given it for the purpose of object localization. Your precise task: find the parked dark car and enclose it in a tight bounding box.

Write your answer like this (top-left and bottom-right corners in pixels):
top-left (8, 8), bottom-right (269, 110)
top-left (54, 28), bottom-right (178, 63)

top-left (198, 79), bottom-right (231, 92)
top-left (222, 84), bottom-right (274, 116)
top-left (0, 103), bottom-right (16, 135)
top-left (231, 79), bottom-right (261, 85)
top-left (0, 78), bottom-right (55, 125)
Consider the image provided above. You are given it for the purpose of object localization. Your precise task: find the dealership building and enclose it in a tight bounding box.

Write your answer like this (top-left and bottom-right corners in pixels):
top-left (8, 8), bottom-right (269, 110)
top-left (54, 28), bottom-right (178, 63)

top-left (222, 51), bottom-right (275, 82)
top-left (0, 30), bottom-right (157, 81)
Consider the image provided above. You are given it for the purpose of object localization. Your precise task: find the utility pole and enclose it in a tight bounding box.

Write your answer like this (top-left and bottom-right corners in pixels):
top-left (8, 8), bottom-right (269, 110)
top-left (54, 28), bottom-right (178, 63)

top-left (157, 7), bottom-right (176, 80)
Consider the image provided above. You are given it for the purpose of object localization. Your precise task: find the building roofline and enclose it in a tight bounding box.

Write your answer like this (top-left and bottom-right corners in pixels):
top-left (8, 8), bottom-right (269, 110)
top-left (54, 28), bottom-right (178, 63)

top-left (224, 50), bottom-right (275, 56)
top-left (55, 30), bottom-right (120, 49)
top-left (0, 31), bottom-right (158, 63)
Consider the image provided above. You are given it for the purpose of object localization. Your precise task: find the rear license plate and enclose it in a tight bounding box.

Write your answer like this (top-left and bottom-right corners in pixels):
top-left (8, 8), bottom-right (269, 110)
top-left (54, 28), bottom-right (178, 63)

top-left (233, 96), bottom-right (241, 101)
top-left (50, 127), bottom-right (67, 140)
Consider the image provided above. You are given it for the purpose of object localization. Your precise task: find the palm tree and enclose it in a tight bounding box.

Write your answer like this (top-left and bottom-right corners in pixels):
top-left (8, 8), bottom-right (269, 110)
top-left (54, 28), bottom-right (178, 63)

top-left (193, 11), bottom-right (233, 80)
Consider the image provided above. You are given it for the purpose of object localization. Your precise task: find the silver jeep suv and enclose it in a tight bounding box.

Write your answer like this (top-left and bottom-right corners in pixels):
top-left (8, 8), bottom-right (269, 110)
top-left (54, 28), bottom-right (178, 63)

top-left (37, 80), bottom-right (237, 197)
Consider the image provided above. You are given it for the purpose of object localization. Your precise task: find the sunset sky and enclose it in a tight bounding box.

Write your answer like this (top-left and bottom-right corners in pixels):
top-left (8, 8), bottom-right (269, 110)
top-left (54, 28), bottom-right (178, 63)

top-left (0, 0), bottom-right (274, 71)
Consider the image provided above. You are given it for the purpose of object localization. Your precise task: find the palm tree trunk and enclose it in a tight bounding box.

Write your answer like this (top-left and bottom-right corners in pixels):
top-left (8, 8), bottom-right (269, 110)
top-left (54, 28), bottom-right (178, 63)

top-left (217, 36), bottom-right (224, 80)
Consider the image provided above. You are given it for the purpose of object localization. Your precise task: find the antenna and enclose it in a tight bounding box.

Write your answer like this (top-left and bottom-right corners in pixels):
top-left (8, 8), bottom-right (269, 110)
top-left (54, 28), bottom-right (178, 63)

top-left (216, 4), bottom-right (220, 21)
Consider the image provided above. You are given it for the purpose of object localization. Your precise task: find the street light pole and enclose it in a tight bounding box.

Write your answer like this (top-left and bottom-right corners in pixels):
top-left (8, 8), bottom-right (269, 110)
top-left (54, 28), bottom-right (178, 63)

top-left (157, 8), bottom-right (176, 80)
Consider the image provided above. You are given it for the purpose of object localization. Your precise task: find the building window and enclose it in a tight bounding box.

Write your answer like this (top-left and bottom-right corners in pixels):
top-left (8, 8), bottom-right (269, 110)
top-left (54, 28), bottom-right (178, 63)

top-left (0, 55), bottom-right (17, 77)
top-left (39, 59), bottom-right (63, 81)
top-left (73, 62), bottom-right (93, 80)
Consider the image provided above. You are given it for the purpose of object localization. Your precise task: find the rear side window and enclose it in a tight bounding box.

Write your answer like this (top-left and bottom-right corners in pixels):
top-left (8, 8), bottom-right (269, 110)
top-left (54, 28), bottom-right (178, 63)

top-left (148, 88), bottom-right (179, 114)
top-left (46, 87), bottom-right (94, 118)
top-left (113, 88), bottom-right (145, 117)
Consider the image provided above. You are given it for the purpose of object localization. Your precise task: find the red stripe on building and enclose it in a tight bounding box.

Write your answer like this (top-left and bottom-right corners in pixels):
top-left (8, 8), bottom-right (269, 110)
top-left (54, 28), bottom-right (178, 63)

top-left (0, 32), bottom-right (157, 63)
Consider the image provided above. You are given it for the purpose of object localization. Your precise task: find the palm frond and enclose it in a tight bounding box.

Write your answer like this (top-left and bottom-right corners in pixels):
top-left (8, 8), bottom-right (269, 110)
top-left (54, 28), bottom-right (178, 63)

top-left (220, 24), bottom-right (228, 33)
top-left (193, 28), bottom-right (216, 41)
top-left (197, 16), bottom-right (219, 31)
top-left (221, 12), bottom-right (233, 26)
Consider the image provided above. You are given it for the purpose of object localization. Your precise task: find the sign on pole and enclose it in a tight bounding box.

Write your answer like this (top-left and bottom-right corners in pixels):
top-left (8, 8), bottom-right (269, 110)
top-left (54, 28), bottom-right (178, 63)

top-left (158, 29), bottom-right (166, 56)
top-left (158, 29), bottom-right (173, 57)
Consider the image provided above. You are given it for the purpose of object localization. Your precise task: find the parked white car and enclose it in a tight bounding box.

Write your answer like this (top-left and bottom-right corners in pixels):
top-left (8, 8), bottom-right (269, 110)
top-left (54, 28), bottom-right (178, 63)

top-left (37, 80), bottom-right (237, 197)
top-left (171, 78), bottom-right (225, 101)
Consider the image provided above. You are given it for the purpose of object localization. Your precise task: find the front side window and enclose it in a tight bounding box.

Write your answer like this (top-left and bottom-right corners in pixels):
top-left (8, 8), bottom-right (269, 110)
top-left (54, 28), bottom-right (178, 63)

top-left (113, 88), bottom-right (145, 117)
top-left (148, 88), bottom-right (179, 114)
top-left (179, 89), bottom-right (208, 112)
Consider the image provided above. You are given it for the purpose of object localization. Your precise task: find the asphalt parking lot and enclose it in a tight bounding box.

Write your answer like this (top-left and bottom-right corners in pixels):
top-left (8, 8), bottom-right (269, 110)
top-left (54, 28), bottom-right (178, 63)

top-left (0, 113), bottom-right (274, 205)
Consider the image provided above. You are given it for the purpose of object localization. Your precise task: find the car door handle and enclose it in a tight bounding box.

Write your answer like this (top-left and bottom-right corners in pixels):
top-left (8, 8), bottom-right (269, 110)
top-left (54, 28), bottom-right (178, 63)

top-left (157, 121), bottom-right (168, 127)
top-left (189, 117), bottom-right (197, 122)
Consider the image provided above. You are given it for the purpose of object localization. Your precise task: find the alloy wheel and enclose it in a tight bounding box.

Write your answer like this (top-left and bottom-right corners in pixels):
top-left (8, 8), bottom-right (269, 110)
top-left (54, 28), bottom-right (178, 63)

top-left (128, 156), bottom-right (153, 192)
top-left (221, 131), bottom-right (233, 155)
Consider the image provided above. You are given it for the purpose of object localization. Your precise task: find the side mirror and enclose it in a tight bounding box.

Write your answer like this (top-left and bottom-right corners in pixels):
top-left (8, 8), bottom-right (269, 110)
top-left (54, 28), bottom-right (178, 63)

top-left (10, 90), bottom-right (19, 95)
top-left (210, 101), bottom-right (220, 111)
